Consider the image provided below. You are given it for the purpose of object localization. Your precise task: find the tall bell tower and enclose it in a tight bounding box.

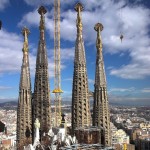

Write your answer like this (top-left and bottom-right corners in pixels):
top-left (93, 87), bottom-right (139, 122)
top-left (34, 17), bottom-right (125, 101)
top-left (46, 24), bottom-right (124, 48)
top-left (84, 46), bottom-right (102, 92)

top-left (93, 23), bottom-right (111, 146)
top-left (33, 6), bottom-right (51, 135)
top-left (17, 27), bottom-right (32, 148)
top-left (72, 3), bottom-right (91, 133)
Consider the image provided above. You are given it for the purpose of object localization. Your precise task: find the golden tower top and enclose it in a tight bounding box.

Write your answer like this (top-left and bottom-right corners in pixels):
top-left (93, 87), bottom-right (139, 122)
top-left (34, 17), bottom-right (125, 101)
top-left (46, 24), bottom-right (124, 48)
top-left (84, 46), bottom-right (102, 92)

top-left (22, 27), bottom-right (30, 52)
top-left (38, 6), bottom-right (47, 30)
top-left (94, 23), bottom-right (103, 32)
top-left (38, 6), bottom-right (47, 15)
top-left (94, 23), bottom-right (103, 51)
top-left (75, 3), bottom-right (84, 34)
top-left (74, 2), bottom-right (84, 12)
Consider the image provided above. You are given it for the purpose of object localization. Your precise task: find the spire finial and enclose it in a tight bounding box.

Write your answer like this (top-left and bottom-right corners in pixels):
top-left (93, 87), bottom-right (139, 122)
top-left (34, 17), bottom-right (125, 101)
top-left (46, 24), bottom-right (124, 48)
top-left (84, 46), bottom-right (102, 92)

top-left (38, 6), bottom-right (47, 30)
top-left (74, 3), bottom-right (84, 34)
top-left (94, 23), bottom-right (103, 51)
top-left (22, 27), bottom-right (30, 52)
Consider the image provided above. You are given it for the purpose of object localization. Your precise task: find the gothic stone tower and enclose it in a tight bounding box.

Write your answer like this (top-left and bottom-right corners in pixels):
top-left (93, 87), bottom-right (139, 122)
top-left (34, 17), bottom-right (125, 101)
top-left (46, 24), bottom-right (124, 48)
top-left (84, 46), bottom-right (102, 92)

top-left (72, 3), bottom-right (91, 133)
top-left (92, 23), bottom-right (111, 146)
top-left (17, 27), bottom-right (32, 148)
top-left (33, 6), bottom-right (51, 135)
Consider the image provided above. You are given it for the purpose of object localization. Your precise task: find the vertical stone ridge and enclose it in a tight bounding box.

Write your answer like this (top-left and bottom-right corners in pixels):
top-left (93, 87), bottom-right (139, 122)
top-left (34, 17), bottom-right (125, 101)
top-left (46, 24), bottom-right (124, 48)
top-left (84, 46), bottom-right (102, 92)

top-left (72, 2), bottom-right (91, 133)
top-left (17, 27), bottom-right (32, 147)
top-left (33, 6), bottom-right (51, 135)
top-left (93, 23), bottom-right (111, 146)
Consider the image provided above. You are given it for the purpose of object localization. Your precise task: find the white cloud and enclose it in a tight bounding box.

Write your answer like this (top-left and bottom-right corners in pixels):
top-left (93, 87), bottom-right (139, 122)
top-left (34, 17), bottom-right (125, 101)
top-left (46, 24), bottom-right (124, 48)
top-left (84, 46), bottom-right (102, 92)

top-left (23, 0), bottom-right (52, 6)
top-left (88, 79), bottom-right (94, 84)
top-left (23, 0), bottom-right (75, 7)
top-left (0, 27), bottom-right (75, 78)
top-left (19, 0), bottom-right (150, 80)
top-left (108, 87), bottom-right (150, 100)
top-left (18, 9), bottom-right (39, 27)
top-left (0, 29), bottom-right (54, 78)
top-left (18, 8), bottom-right (76, 41)
top-left (0, 29), bottom-right (23, 73)
top-left (109, 87), bottom-right (135, 92)
top-left (141, 88), bottom-right (150, 93)
top-left (0, 0), bottom-right (9, 11)
top-left (110, 63), bottom-right (150, 79)
top-left (108, 94), bottom-right (150, 106)
top-left (61, 47), bottom-right (74, 60)
top-left (0, 86), bottom-right (12, 90)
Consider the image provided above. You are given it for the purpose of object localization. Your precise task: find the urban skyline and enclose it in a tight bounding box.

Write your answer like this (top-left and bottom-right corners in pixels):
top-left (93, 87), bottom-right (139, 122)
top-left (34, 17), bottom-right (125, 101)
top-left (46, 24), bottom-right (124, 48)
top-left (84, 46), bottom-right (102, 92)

top-left (0, 0), bottom-right (150, 106)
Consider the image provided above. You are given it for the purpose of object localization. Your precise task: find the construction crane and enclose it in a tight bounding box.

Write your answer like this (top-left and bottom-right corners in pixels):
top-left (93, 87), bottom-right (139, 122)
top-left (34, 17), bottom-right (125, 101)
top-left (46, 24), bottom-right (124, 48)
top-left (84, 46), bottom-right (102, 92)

top-left (52, 0), bottom-right (63, 127)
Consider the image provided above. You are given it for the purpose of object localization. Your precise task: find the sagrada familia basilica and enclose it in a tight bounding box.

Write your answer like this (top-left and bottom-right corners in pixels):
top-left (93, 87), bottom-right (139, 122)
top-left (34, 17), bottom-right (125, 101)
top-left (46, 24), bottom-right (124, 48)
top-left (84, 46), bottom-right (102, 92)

top-left (17, 2), bottom-right (112, 150)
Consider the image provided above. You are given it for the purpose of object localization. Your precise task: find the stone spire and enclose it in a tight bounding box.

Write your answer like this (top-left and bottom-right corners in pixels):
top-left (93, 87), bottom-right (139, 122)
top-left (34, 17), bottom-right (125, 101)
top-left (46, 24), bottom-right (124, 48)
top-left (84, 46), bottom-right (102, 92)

top-left (72, 3), bottom-right (91, 133)
top-left (17, 27), bottom-right (32, 148)
top-left (33, 6), bottom-right (51, 136)
top-left (92, 23), bottom-right (111, 146)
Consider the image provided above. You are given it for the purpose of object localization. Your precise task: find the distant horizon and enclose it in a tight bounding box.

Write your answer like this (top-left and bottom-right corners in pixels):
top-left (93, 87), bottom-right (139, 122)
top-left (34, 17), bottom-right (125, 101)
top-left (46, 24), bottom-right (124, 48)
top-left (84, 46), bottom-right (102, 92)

top-left (0, 99), bottom-right (149, 107)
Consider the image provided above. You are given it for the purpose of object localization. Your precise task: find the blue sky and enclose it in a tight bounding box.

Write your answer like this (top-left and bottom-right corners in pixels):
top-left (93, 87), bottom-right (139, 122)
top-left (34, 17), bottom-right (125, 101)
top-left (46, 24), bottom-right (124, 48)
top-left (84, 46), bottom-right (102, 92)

top-left (0, 0), bottom-right (150, 106)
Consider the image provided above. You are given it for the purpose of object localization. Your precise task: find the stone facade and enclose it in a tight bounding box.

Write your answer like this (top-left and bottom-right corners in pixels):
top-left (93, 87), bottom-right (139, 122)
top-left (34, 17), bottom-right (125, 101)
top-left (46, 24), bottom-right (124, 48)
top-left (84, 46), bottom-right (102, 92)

top-left (74, 127), bottom-right (101, 144)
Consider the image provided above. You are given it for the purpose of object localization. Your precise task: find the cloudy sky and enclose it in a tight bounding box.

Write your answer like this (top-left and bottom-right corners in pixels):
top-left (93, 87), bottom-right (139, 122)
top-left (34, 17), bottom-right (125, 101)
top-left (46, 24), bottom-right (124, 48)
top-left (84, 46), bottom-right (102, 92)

top-left (0, 0), bottom-right (150, 106)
